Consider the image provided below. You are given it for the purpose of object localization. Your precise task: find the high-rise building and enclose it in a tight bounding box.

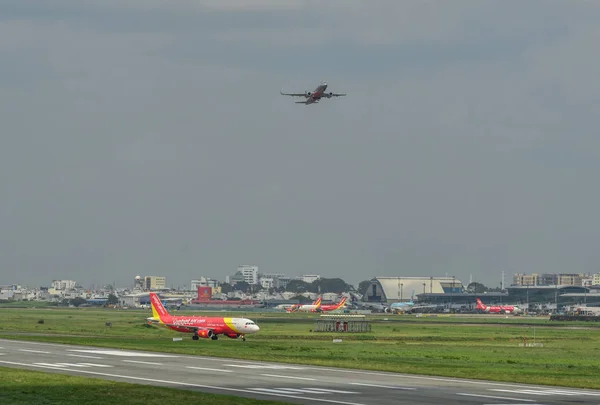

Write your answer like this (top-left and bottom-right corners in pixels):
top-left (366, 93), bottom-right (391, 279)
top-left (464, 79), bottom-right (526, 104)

top-left (144, 276), bottom-right (166, 290)
top-left (238, 265), bottom-right (258, 285)
top-left (51, 280), bottom-right (77, 290)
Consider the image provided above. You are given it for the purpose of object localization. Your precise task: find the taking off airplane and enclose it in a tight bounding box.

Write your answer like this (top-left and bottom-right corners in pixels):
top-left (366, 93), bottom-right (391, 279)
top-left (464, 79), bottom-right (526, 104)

top-left (147, 292), bottom-right (260, 341)
top-left (280, 81), bottom-right (346, 105)
top-left (476, 298), bottom-right (522, 314)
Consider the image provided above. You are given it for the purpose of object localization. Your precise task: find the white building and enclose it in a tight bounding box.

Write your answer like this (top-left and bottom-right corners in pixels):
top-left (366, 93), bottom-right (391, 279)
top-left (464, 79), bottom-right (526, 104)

top-left (592, 273), bottom-right (600, 286)
top-left (191, 277), bottom-right (219, 290)
top-left (238, 265), bottom-right (258, 285)
top-left (51, 280), bottom-right (77, 290)
top-left (301, 274), bottom-right (321, 284)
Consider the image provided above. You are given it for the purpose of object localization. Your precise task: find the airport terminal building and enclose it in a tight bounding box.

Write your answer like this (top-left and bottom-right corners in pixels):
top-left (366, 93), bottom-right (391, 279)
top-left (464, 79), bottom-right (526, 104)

top-left (364, 277), bottom-right (463, 304)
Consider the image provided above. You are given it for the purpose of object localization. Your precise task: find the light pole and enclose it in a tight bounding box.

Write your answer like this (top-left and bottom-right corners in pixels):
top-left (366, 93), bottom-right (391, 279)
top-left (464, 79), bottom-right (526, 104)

top-left (423, 283), bottom-right (426, 295)
top-left (401, 283), bottom-right (404, 301)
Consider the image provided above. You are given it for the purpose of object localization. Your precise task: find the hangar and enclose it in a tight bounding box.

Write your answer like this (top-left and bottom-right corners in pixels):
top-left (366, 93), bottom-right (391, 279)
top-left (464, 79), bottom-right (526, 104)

top-left (364, 277), bottom-right (463, 304)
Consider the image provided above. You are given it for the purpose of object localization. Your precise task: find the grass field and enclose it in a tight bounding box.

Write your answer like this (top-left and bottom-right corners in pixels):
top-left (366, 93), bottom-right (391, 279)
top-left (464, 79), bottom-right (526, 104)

top-left (1, 307), bottom-right (600, 389)
top-left (0, 366), bottom-right (291, 405)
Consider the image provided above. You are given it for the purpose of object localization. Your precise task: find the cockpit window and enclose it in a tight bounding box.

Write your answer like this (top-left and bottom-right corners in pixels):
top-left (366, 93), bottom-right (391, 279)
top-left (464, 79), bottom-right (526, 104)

top-left (245, 322), bottom-right (255, 325)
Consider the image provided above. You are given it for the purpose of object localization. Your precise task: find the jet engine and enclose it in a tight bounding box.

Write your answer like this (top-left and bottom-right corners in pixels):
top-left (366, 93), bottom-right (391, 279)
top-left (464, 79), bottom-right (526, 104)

top-left (306, 91), bottom-right (312, 96)
top-left (196, 329), bottom-right (213, 339)
top-left (325, 92), bottom-right (333, 98)
top-left (225, 333), bottom-right (242, 339)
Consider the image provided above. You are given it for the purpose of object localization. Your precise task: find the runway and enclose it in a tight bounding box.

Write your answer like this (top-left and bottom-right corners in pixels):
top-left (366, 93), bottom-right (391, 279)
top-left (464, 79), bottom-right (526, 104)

top-left (1, 338), bottom-right (599, 405)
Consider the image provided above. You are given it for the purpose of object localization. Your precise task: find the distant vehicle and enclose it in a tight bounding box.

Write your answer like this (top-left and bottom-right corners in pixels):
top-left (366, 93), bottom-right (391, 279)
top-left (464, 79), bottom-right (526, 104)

top-left (280, 81), bottom-right (346, 105)
top-left (476, 298), bottom-right (522, 314)
top-left (147, 292), bottom-right (260, 341)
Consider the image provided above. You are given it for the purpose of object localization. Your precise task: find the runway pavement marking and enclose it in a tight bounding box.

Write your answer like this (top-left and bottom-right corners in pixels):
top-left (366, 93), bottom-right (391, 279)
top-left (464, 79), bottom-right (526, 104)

top-left (260, 373), bottom-right (316, 381)
top-left (77, 363), bottom-right (113, 368)
top-left (34, 363), bottom-right (69, 368)
top-left (123, 360), bottom-right (164, 366)
top-left (18, 349), bottom-right (51, 354)
top-left (66, 354), bottom-right (105, 360)
top-left (33, 362), bottom-right (113, 368)
top-left (186, 366), bottom-right (233, 373)
top-left (491, 388), bottom-right (600, 397)
top-left (457, 393), bottom-right (536, 402)
top-left (0, 360), bottom-right (368, 405)
top-left (225, 364), bottom-right (305, 370)
top-left (67, 349), bottom-right (178, 358)
top-left (290, 388), bottom-right (361, 394)
top-left (248, 388), bottom-right (361, 396)
top-left (349, 382), bottom-right (416, 390)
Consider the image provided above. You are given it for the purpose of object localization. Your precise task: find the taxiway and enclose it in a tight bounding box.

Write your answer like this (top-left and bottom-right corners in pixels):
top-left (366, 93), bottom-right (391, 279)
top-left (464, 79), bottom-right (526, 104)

top-left (0, 338), bottom-right (598, 405)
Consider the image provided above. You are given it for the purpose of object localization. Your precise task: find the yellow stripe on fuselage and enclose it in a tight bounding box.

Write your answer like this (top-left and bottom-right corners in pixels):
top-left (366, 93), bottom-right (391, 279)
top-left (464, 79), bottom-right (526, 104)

top-left (223, 318), bottom-right (240, 333)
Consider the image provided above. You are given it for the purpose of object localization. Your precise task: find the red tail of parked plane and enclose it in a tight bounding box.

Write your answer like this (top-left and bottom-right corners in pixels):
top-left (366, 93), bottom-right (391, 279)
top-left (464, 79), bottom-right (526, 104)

top-left (476, 298), bottom-right (522, 314)
top-left (147, 292), bottom-right (260, 341)
top-left (318, 296), bottom-right (347, 312)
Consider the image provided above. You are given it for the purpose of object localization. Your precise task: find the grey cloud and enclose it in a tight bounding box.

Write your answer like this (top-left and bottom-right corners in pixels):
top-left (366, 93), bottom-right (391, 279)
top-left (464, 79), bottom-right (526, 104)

top-left (0, 1), bottom-right (599, 289)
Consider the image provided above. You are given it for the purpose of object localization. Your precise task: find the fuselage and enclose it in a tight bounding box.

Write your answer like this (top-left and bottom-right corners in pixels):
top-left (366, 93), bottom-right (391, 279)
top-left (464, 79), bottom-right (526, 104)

top-left (155, 315), bottom-right (259, 335)
top-left (476, 299), bottom-right (521, 314)
top-left (304, 83), bottom-right (327, 104)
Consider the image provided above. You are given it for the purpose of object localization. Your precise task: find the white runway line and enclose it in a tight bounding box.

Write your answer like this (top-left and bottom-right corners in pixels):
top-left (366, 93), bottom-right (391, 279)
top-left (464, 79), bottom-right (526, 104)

top-left (122, 360), bottom-right (163, 366)
top-left (260, 373), bottom-right (316, 381)
top-left (18, 349), bottom-right (50, 354)
top-left (349, 382), bottom-right (416, 390)
top-left (457, 393), bottom-right (535, 402)
top-left (0, 360), bottom-right (369, 405)
top-left (290, 388), bottom-right (360, 394)
top-left (78, 363), bottom-right (113, 368)
top-left (186, 366), bottom-right (233, 373)
top-left (66, 354), bottom-right (105, 360)
top-left (491, 388), bottom-right (600, 397)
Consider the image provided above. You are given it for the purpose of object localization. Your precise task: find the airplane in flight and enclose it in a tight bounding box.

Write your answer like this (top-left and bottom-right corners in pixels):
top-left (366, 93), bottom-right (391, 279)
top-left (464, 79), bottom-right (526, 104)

top-left (280, 81), bottom-right (346, 105)
top-left (476, 298), bottom-right (522, 315)
top-left (147, 292), bottom-right (260, 341)
top-left (287, 297), bottom-right (322, 313)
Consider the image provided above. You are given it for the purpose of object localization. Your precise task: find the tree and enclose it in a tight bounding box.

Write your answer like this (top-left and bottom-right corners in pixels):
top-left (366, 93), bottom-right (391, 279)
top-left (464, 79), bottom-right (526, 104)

top-left (106, 293), bottom-right (118, 306)
top-left (285, 280), bottom-right (310, 293)
top-left (357, 280), bottom-right (372, 296)
top-left (467, 282), bottom-right (487, 294)
top-left (220, 283), bottom-right (233, 294)
top-left (70, 297), bottom-right (87, 307)
top-left (234, 281), bottom-right (250, 293)
top-left (311, 278), bottom-right (352, 294)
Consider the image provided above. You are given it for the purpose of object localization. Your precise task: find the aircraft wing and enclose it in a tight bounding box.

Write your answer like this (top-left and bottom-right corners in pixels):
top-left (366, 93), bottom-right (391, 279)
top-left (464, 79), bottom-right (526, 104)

top-left (280, 91), bottom-right (306, 97)
top-left (159, 322), bottom-right (212, 333)
top-left (325, 92), bottom-right (346, 97)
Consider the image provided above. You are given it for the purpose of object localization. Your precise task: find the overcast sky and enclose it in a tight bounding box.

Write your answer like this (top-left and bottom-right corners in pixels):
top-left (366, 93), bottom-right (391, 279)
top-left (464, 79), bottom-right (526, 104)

top-left (1, 1), bottom-right (599, 289)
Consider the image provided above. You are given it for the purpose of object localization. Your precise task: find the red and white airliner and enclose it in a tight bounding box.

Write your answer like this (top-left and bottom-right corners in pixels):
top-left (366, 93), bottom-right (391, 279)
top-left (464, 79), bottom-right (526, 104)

top-left (476, 298), bottom-right (522, 314)
top-left (147, 292), bottom-right (260, 341)
top-left (280, 81), bottom-right (346, 105)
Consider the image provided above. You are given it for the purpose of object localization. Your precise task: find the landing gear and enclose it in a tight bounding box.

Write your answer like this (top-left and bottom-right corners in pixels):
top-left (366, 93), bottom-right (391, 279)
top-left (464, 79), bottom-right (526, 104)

top-left (211, 335), bottom-right (218, 340)
top-left (192, 334), bottom-right (199, 340)
top-left (241, 335), bottom-right (246, 342)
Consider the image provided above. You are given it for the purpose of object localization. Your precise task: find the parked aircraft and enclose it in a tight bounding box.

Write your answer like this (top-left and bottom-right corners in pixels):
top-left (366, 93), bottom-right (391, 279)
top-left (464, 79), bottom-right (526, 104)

top-left (315, 296), bottom-right (347, 312)
top-left (476, 298), bottom-right (522, 314)
top-left (147, 292), bottom-right (260, 341)
top-left (287, 297), bottom-right (322, 313)
top-left (280, 81), bottom-right (346, 105)
top-left (390, 291), bottom-right (415, 312)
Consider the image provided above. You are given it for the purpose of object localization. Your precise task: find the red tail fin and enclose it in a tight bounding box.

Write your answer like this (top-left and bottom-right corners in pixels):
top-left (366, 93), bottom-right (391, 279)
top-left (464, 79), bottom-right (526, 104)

top-left (150, 292), bottom-right (171, 322)
top-left (476, 298), bottom-right (485, 309)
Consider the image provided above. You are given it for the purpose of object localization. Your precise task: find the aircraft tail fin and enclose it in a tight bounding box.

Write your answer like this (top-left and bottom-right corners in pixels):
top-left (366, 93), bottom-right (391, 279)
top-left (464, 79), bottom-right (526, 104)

top-left (476, 298), bottom-right (485, 309)
top-left (149, 292), bottom-right (170, 323)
